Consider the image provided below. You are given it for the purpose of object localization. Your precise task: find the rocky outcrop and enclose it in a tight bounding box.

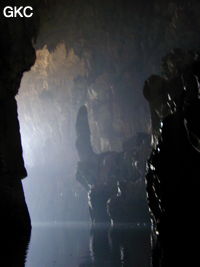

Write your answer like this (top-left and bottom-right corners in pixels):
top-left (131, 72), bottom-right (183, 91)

top-left (2, 214), bottom-right (31, 267)
top-left (75, 105), bottom-right (151, 224)
top-left (0, 0), bottom-right (39, 230)
top-left (145, 50), bottom-right (200, 265)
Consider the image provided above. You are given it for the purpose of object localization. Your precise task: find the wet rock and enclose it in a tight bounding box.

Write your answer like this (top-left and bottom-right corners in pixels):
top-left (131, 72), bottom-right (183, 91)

top-left (107, 133), bottom-right (151, 224)
top-left (76, 106), bottom-right (150, 224)
top-left (1, 222), bottom-right (31, 267)
top-left (145, 49), bottom-right (200, 265)
top-left (75, 109), bottom-right (118, 223)
top-left (75, 105), bottom-right (95, 161)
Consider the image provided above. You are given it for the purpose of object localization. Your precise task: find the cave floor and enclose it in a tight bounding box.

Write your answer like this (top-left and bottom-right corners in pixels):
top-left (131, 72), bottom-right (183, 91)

top-left (25, 223), bottom-right (151, 267)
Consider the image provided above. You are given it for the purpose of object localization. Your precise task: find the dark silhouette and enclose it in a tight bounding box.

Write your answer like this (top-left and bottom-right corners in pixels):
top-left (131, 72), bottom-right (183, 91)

top-left (75, 105), bottom-right (150, 224)
top-left (0, 1), bottom-right (39, 259)
top-left (2, 226), bottom-right (31, 267)
top-left (145, 49), bottom-right (200, 265)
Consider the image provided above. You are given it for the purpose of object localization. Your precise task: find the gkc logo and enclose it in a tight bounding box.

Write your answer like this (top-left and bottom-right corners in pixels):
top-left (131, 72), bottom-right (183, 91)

top-left (3, 6), bottom-right (33, 18)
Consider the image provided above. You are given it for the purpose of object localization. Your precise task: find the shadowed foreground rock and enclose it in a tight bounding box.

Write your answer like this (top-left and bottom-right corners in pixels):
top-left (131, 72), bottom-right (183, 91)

top-left (145, 49), bottom-right (200, 266)
top-left (0, 0), bottom-right (39, 234)
top-left (75, 105), bottom-right (150, 224)
top-left (1, 224), bottom-right (31, 267)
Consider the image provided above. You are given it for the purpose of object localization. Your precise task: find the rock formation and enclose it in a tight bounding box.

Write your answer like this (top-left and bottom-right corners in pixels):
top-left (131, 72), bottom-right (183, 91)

top-left (145, 49), bottom-right (200, 265)
top-left (16, 0), bottom-right (200, 223)
top-left (0, 0), bottom-right (39, 231)
top-left (75, 105), bottom-right (150, 224)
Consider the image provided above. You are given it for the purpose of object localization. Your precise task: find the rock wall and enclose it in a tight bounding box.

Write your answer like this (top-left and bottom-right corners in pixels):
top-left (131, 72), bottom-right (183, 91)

top-left (30, 0), bottom-right (200, 154)
top-left (145, 50), bottom-right (200, 265)
top-left (16, 0), bottom-right (200, 225)
top-left (0, 0), bottom-right (39, 230)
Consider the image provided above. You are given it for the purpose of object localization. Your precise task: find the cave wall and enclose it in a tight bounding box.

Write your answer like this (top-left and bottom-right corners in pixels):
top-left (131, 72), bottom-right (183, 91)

top-left (17, 0), bottom-right (200, 159)
top-left (15, 0), bottom-right (200, 222)
top-left (145, 49), bottom-right (200, 266)
top-left (0, 0), bottom-right (39, 228)
top-left (0, 0), bottom-right (198, 263)
top-left (36, 0), bottom-right (200, 152)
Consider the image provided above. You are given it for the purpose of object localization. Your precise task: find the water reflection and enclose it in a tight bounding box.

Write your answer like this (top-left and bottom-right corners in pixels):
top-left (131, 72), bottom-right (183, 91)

top-left (88, 225), bottom-right (151, 267)
top-left (26, 223), bottom-right (151, 267)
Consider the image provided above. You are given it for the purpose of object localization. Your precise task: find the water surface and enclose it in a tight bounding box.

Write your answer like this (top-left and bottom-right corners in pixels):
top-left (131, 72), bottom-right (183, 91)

top-left (25, 223), bottom-right (151, 267)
